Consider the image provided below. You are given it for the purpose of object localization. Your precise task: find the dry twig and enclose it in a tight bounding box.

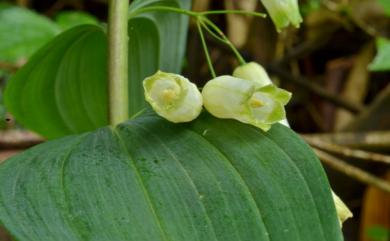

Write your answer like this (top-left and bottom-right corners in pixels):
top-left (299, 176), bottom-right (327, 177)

top-left (314, 148), bottom-right (390, 194)
top-left (305, 137), bottom-right (390, 164)
top-left (303, 131), bottom-right (390, 150)
top-left (0, 130), bottom-right (43, 149)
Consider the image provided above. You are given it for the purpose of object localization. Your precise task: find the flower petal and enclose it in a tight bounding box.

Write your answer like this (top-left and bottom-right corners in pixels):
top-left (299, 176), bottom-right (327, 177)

top-left (143, 71), bottom-right (203, 123)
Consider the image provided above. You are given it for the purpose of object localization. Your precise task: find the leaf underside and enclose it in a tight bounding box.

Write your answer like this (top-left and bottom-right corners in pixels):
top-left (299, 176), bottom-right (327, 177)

top-left (0, 113), bottom-right (343, 241)
top-left (4, 0), bottom-right (191, 139)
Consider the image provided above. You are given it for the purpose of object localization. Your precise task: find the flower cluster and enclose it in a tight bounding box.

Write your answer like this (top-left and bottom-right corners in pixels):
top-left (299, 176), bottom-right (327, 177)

top-left (143, 65), bottom-right (353, 225)
top-left (143, 62), bottom-right (291, 132)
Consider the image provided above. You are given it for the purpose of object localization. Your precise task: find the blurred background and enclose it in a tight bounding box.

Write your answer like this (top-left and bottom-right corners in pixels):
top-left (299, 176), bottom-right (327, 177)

top-left (0, 0), bottom-right (389, 240)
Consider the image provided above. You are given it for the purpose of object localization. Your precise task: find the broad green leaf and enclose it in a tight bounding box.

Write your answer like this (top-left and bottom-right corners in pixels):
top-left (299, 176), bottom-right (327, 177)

top-left (369, 37), bottom-right (390, 71)
top-left (0, 4), bottom-right (60, 63)
top-left (0, 113), bottom-right (344, 241)
top-left (55, 11), bottom-right (99, 31)
top-left (4, 25), bottom-right (108, 139)
top-left (4, 0), bottom-right (191, 138)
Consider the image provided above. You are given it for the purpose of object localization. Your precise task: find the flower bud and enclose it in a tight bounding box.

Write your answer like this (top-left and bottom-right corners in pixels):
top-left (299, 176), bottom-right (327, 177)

top-left (233, 62), bottom-right (272, 87)
top-left (143, 71), bottom-right (203, 123)
top-left (332, 191), bottom-right (353, 226)
top-left (202, 75), bottom-right (291, 131)
top-left (260, 0), bottom-right (303, 31)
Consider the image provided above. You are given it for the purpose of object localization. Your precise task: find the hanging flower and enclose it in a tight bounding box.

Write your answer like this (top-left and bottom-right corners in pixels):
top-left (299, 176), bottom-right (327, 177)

top-left (143, 71), bottom-right (203, 123)
top-left (234, 62), bottom-right (291, 127)
top-left (260, 0), bottom-right (303, 31)
top-left (202, 75), bottom-right (291, 131)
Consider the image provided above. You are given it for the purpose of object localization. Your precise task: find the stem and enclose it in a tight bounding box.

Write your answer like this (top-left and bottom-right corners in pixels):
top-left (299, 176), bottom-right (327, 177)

top-left (196, 20), bottom-right (216, 78)
top-left (129, 6), bottom-right (198, 18)
top-left (108, 0), bottom-right (129, 125)
top-left (201, 10), bottom-right (266, 18)
top-left (130, 6), bottom-right (249, 67)
top-left (199, 21), bottom-right (226, 43)
top-left (202, 18), bottom-right (246, 65)
top-left (129, 6), bottom-right (266, 19)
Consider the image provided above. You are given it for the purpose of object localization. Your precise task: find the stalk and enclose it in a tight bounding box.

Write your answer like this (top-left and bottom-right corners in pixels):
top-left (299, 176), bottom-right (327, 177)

top-left (108, 0), bottom-right (129, 125)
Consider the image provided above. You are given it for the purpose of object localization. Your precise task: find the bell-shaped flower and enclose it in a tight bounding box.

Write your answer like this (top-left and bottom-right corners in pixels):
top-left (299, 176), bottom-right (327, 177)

top-left (332, 191), bottom-right (353, 226)
top-left (202, 75), bottom-right (291, 131)
top-left (233, 62), bottom-right (291, 127)
top-left (143, 71), bottom-right (203, 123)
top-left (260, 0), bottom-right (303, 31)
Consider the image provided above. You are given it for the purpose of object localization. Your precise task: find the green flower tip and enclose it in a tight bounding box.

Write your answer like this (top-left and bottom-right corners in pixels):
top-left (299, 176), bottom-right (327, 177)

top-left (260, 0), bottom-right (303, 31)
top-left (202, 63), bottom-right (291, 131)
top-left (143, 71), bottom-right (203, 123)
top-left (332, 191), bottom-right (353, 227)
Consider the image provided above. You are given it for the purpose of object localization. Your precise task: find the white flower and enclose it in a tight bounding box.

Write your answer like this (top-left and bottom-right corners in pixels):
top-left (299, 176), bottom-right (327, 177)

top-left (233, 62), bottom-right (291, 127)
top-left (260, 0), bottom-right (303, 31)
top-left (332, 191), bottom-right (353, 226)
top-left (143, 71), bottom-right (203, 123)
top-left (202, 75), bottom-right (291, 131)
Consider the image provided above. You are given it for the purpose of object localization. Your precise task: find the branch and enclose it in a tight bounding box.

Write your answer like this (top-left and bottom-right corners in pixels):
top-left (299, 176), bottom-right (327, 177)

top-left (305, 137), bottom-right (390, 164)
top-left (302, 131), bottom-right (390, 150)
top-left (0, 130), bottom-right (43, 149)
top-left (314, 148), bottom-right (390, 194)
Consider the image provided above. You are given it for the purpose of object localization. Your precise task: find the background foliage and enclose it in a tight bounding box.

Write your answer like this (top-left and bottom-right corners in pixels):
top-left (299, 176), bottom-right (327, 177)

top-left (0, 0), bottom-right (389, 241)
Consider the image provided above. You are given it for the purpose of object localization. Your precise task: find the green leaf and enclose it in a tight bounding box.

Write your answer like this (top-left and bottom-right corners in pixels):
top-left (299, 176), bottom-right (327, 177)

top-left (378, 0), bottom-right (390, 16)
top-left (369, 37), bottom-right (390, 71)
top-left (367, 225), bottom-right (390, 241)
top-left (4, 0), bottom-right (191, 138)
top-left (4, 25), bottom-right (108, 139)
top-left (55, 11), bottom-right (99, 31)
top-left (0, 4), bottom-right (60, 63)
top-left (0, 113), bottom-right (343, 241)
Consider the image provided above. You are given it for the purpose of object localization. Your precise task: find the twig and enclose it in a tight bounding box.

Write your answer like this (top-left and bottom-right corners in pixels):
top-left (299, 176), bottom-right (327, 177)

top-left (305, 137), bottom-right (390, 164)
top-left (0, 130), bottom-right (43, 149)
top-left (0, 62), bottom-right (19, 72)
top-left (314, 148), bottom-right (390, 194)
top-left (266, 64), bottom-right (365, 113)
top-left (302, 131), bottom-right (390, 150)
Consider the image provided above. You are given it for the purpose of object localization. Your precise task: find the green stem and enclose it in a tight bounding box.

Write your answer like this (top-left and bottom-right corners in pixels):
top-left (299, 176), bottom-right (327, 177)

top-left (130, 6), bottom-right (266, 19)
top-left (108, 0), bottom-right (129, 125)
top-left (201, 10), bottom-right (266, 18)
top-left (202, 18), bottom-right (246, 65)
top-left (199, 20), bottom-right (226, 43)
top-left (130, 6), bottom-right (250, 67)
top-left (196, 20), bottom-right (216, 78)
top-left (129, 6), bottom-right (198, 18)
